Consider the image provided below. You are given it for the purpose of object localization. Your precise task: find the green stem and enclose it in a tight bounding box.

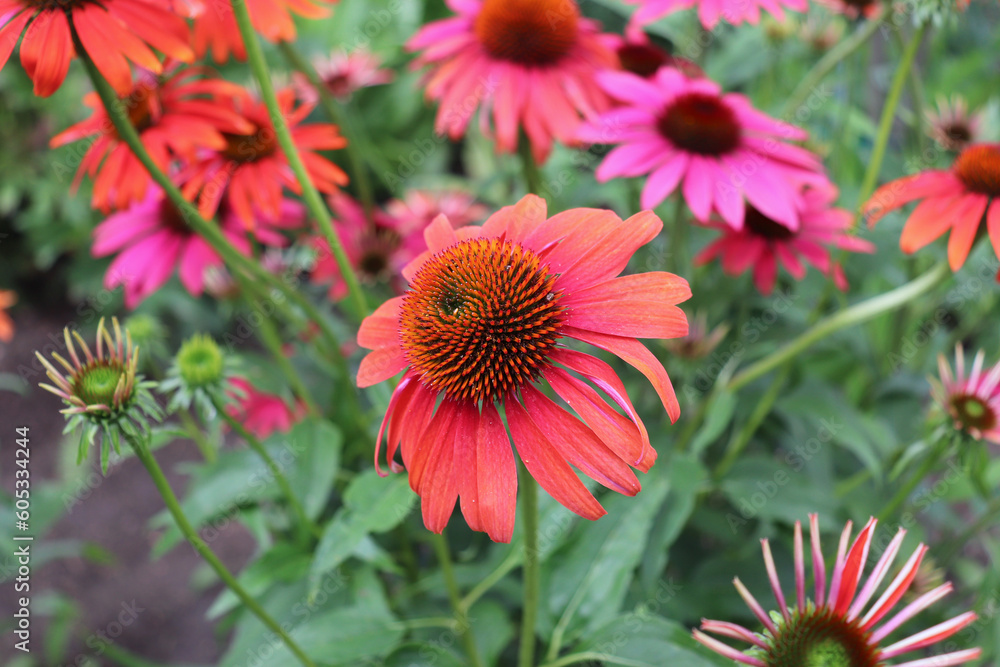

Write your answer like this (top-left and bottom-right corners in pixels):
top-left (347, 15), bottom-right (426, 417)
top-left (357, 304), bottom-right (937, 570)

top-left (230, 2), bottom-right (368, 320)
top-left (518, 468), bottom-right (541, 667)
top-left (669, 194), bottom-right (688, 278)
top-left (127, 436), bottom-right (316, 667)
top-left (430, 533), bottom-right (485, 667)
top-left (878, 441), bottom-right (946, 520)
top-left (727, 262), bottom-right (950, 392)
top-left (460, 547), bottom-right (522, 613)
top-left (715, 365), bottom-right (791, 478)
top-left (74, 39), bottom-right (346, 373)
top-left (518, 136), bottom-right (545, 196)
top-left (539, 653), bottom-right (652, 667)
top-left (857, 22), bottom-right (929, 210)
top-left (781, 16), bottom-right (884, 118)
top-left (939, 494), bottom-right (1000, 567)
top-left (277, 40), bottom-right (377, 219)
top-left (178, 408), bottom-right (216, 463)
top-left (210, 394), bottom-right (321, 542)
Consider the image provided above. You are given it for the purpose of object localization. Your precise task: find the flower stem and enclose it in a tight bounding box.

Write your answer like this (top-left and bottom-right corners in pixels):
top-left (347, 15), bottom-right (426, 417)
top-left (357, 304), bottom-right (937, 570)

top-left (277, 40), bottom-right (377, 221)
top-left (781, 15), bottom-right (883, 118)
top-left (177, 408), bottom-right (216, 463)
top-left (72, 37), bottom-right (345, 372)
top-left (229, 2), bottom-right (368, 320)
top-left (430, 532), bottom-right (485, 667)
top-left (727, 262), bottom-right (950, 392)
top-left (857, 22), bottom-right (929, 210)
top-left (460, 547), bottom-right (522, 613)
top-left (878, 440), bottom-right (947, 520)
top-left (126, 436), bottom-right (316, 667)
top-left (715, 365), bottom-right (791, 478)
top-left (209, 394), bottom-right (321, 542)
top-left (518, 136), bottom-right (545, 196)
top-left (518, 465), bottom-right (540, 667)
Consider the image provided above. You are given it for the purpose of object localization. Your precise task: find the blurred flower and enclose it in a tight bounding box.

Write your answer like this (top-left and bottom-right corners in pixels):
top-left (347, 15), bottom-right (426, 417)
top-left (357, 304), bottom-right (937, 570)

top-left (180, 87), bottom-right (348, 228)
top-left (763, 14), bottom-right (799, 42)
top-left (623, 0), bottom-right (807, 29)
top-left (50, 67), bottom-right (253, 213)
top-left (0, 0), bottom-right (192, 97)
top-left (406, 0), bottom-right (616, 163)
top-left (0, 290), bottom-right (15, 343)
top-left (226, 377), bottom-right (305, 439)
top-left (817, 0), bottom-right (883, 19)
top-left (931, 344), bottom-right (1000, 445)
top-left (608, 30), bottom-right (704, 79)
top-left (92, 187), bottom-right (302, 308)
top-left (182, 0), bottom-right (335, 63)
top-left (864, 143), bottom-right (1000, 272)
top-left (294, 48), bottom-right (394, 103)
top-left (581, 68), bottom-right (826, 228)
top-left (36, 318), bottom-right (160, 469)
top-left (161, 333), bottom-right (239, 416)
top-left (358, 195), bottom-right (690, 542)
top-left (694, 515), bottom-right (981, 667)
top-left (798, 15), bottom-right (845, 51)
top-left (385, 189), bottom-right (489, 234)
top-left (311, 193), bottom-right (424, 299)
top-left (696, 184), bottom-right (875, 294)
top-left (123, 314), bottom-right (167, 365)
top-left (663, 311), bottom-right (728, 360)
top-left (926, 95), bottom-right (982, 152)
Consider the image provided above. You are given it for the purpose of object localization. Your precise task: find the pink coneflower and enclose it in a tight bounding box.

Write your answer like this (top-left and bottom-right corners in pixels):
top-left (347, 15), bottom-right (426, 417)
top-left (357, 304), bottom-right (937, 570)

top-left (50, 67), bottom-right (253, 213)
top-left (864, 143), bottom-right (1000, 272)
top-left (926, 95), bottom-right (982, 153)
top-left (357, 194), bottom-right (690, 542)
top-left (582, 68), bottom-right (825, 229)
top-left (406, 0), bottom-right (617, 163)
top-left (385, 189), bottom-right (489, 235)
top-left (226, 378), bottom-right (306, 439)
top-left (696, 184), bottom-right (875, 294)
top-left (311, 193), bottom-right (426, 299)
top-left (932, 344), bottom-right (1000, 445)
top-left (624, 0), bottom-right (807, 30)
top-left (817, 0), bottom-right (882, 19)
top-left (610, 31), bottom-right (704, 80)
top-left (294, 48), bottom-right (394, 103)
top-left (694, 515), bottom-right (982, 667)
top-left (93, 187), bottom-right (303, 308)
top-left (179, 87), bottom-right (348, 228)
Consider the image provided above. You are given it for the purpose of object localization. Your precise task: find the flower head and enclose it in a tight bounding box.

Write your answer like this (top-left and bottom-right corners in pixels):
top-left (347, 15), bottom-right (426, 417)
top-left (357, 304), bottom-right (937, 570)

top-left (926, 95), bottom-right (982, 153)
top-left (294, 48), bottom-right (394, 102)
top-left (582, 68), bottom-right (826, 230)
top-left (161, 333), bottom-right (238, 416)
top-left (37, 318), bottom-right (160, 469)
top-left (50, 67), bottom-right (253, 212)
top-left (226, 377), bottom-right (306, 439)
top-left (663, 311), bottom-right (728, 360)
top-left (694, 515), bottom-right (982, 667)
top-left (623, 0), bottom-right (807, 30)
top-left (179, 87), bottom-right (348, 228)
top-left (357, 195), bottom-right (690, 542)
top-left (93, 187), bottom-right (303, 308)
top-left (0, 290), bottom-right (16, 343)
top-left (931, 344), bottom-right (1000, 445)
top-left (183, 0), bottom-right (335, 63)
top-left (0, 0), bottom-right (193, 97)
top-left (864, 143), bottom-right (1000, 272)
top-left (406, 0), bottom-right (617, 163)
top-left (696, 184), bottom-right (875, 294)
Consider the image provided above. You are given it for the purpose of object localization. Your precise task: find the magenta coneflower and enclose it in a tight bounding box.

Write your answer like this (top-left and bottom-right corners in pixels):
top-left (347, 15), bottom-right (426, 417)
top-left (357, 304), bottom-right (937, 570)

top-left (581, 68), bottom-right (825, 229)
top-left (406, 0), bottom-right (617, 162)
top-left (93, 187), bottom-right (302, 308)
top-left (226, 378), bottom-right (306, 439)
top-left (624, 0), bottom-right (807, 29)
top-left (932, 344), bottom-right (1000, 445)
top-left (695, 515), bottom-right (982, 667)
top-left (607, 29), bottom-right (705, 80)
top-left (357, 195), bottom-right (690, 542)
top-left (696, 184), bottom-right (875, 294)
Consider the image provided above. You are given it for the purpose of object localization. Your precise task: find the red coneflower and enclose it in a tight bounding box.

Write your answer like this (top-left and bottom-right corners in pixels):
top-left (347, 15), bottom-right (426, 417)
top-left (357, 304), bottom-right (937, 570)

top-left (695, 515), bottom-right (981, 667)
top-left (357, 195), bottom-right (691, 542)
top-left (406, 0), bottom-right (617, 163)
top-left (0, 0), bottom-right (193, 97)
top-left (226, 378), bottom-right (306, 439)
top-left (50, 66), bottom-right (254, 213)
top-left (179, 87), bottom-right (349, 228)
top-left (864, 143), bottom-right (1000, 273)
top-left (183, 0), bottom-right (335, 63)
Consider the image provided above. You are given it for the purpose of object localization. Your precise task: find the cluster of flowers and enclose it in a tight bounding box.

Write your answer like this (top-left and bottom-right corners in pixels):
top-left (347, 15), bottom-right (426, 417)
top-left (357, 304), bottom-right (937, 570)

top-left (5, 0), bottom-right (996, 664)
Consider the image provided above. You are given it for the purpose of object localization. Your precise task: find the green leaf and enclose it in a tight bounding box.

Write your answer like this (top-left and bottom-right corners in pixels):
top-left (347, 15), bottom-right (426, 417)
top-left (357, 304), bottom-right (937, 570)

top-left (640, 456), bottom-right (708, 591)
top-left (308, 471), bottom-right (416, 597)
top-left (690, 391), bottom-right (737, 456)
top-left (279, 418), bottom-right (342, 519)
top-left (572, 614), bottom-right (732, 667)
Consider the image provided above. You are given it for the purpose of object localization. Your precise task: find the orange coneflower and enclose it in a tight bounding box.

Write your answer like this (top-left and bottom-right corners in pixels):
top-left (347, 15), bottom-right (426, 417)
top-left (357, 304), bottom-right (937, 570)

top-left (0, 290), bottom-right (16, 342)
top-left (357, 195), bottom-right (691, 542)
top-left (0, 0), bottom-right (193, 97)
top-left (179, 87), bottom-right (349, 228)
top-left (50, 66), bottom-right (254, 213)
